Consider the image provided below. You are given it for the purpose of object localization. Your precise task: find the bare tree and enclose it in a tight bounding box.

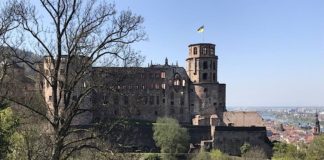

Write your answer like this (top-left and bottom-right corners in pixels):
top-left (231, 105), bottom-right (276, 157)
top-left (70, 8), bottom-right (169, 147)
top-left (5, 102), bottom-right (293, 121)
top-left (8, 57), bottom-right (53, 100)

top-left (2, 0), bottom-right (146, 159)
top-left (0, 0), bottom-right (20, 109)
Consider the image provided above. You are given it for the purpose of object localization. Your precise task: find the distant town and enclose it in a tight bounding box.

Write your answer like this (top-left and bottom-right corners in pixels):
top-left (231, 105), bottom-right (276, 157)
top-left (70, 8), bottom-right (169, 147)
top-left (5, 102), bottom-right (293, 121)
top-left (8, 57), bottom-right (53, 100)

top-left (230, 106), bottom-right (324, 144)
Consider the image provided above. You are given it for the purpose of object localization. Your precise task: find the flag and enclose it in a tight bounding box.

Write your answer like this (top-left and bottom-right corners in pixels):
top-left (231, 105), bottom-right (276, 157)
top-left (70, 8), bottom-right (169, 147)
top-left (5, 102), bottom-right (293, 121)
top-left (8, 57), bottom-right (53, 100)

top-left (197, 25), bottom-right (204, 32)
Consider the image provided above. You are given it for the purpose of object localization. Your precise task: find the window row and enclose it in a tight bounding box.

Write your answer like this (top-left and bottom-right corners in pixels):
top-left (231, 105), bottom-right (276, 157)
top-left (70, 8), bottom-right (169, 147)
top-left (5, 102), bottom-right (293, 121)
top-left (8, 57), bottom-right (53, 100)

top-left (192, 47), bottom-right (215, 55)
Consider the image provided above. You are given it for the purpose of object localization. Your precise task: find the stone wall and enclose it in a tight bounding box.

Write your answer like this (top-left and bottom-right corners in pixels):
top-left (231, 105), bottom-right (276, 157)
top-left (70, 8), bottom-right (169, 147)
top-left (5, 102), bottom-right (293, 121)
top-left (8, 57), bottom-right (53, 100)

top-left (213, 126), bottom-right (272, 157)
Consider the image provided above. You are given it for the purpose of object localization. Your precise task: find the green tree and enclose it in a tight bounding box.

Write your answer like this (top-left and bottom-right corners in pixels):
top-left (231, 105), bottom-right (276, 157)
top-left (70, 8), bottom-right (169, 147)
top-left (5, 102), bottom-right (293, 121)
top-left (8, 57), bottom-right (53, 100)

top-left (0, 107), bottom-right (19, 159)
top-left (240, 142), bottom-right (251, 155)
top-left (306, 135), bottom-right (324, 160)
top-left (192, 149), bottom-right (211, 160)
top-left (209, 149), bottom-right (230, 160)
top-left (272, 142), bottom-right (305, 160)
top-left (242, 146), bottom-right (268, 159)
top-left (153, 117), bottom-right (189, 160)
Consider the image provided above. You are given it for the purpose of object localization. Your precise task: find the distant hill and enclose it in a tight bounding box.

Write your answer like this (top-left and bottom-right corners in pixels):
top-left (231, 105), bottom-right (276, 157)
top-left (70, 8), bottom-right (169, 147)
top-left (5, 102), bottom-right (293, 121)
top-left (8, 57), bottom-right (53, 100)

top-left (0, 46), bottom-right (42, 78)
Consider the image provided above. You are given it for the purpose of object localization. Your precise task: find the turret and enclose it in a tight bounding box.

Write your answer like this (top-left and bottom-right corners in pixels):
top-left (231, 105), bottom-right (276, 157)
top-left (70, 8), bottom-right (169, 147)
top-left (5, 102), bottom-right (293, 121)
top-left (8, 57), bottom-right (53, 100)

top-left (186, 43), bottom-right (218, 84)
top-left (187, 43), bottom-right (226, 122)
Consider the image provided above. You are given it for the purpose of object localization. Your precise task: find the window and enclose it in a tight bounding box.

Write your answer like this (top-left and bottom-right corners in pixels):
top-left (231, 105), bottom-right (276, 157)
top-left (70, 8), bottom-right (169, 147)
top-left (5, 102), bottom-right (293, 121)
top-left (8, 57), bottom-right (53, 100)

top-left (49, 96), bottom-right (52, 101)
top-left (161, 72), bottom-right (166, 78)
top-left (170, 92), bottom-right (174, 100)
top-left (203, 47), bottom-right (207, 55)
top-left (161, 83), bottom-right (166, 89)
top-left (213, 62), bottom-right (216, 70)
top-left (193, 47), bottom-right (197, 55)
top-left (210, 48), bottom-right (214, 55)
top-left (180, 108), bottom-right (184, 114)
top-left (155, 111), bottom-right (158, 116)
top-left (155, 73), bottom-right (160, 78)
top-left (162, 98), bottom-right (165, 103)
top-left (202, 73), bottom-right (208, 80)
top-left (203, 61), bottom-right (208, 69)
top-left (174, 79), bottom-right (180, 86)
top-left (213, 73), bottom-right (216, 81)
top-left (171, 101), bottom-right (174, 105)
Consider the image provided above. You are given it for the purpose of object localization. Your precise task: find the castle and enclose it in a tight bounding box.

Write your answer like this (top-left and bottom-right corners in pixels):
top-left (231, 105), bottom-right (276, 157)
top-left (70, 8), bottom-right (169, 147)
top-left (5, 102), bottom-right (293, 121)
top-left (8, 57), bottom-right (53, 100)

top-left (42, 43), bottom-right (226, 125)
top-left (5, 42), bottom-right (272, 156)
top-left (40, 42), bottom-right (272, 156)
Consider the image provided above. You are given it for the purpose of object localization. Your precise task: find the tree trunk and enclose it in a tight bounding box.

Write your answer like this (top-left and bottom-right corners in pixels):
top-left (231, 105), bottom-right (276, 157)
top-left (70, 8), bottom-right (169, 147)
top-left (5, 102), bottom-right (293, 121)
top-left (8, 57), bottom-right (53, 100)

top-left (51, 135), bottom-right (63, 160)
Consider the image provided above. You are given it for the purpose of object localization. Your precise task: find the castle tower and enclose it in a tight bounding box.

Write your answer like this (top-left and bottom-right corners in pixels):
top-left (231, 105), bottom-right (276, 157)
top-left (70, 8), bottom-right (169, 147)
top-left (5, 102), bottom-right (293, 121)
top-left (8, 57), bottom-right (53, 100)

top-left (186, 43), bottom-right (226, 123)
top-left (42, 55), bottom-right (93, 125)
top-left (186, 43), bottom-right (217, 84)
top-left (314, 112), bottom-right (321, 135)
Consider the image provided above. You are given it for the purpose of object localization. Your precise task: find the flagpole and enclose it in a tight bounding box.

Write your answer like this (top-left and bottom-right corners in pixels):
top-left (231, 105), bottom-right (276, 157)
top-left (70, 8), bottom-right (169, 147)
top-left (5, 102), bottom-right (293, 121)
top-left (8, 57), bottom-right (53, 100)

top-left (203, 30), bottom-right (205, 42)
top-left (197, 25), bottom-right (205, 42)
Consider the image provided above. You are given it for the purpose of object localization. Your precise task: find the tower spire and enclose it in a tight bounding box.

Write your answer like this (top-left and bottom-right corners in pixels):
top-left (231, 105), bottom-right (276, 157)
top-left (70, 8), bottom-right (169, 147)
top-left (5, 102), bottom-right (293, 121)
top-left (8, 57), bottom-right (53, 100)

top-left (314, 111), bottom-right (321, 135)
top-left (165, 57), bottom-right (168, 65)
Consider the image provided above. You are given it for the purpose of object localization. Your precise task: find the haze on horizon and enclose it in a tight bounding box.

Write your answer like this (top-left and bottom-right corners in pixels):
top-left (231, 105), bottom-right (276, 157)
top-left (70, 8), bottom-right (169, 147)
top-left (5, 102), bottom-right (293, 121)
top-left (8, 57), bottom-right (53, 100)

top-left (115, 0), bottom-right (324, 107)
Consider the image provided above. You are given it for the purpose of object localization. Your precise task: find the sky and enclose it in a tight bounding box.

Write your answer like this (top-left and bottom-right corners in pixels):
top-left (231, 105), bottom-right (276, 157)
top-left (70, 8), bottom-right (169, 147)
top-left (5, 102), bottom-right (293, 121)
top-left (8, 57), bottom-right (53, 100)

top-left (115, 0), bottom-right (324, 107)
top-left (4, 0), bottom-right (324, 107)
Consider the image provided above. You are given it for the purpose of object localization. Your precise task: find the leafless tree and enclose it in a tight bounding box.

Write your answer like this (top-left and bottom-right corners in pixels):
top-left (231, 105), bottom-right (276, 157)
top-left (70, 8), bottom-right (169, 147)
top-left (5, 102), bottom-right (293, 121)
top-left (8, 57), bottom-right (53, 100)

top-left (0, 0), bottom-right (20, 109)
top-left (1, 0), bottom-right (146, 159)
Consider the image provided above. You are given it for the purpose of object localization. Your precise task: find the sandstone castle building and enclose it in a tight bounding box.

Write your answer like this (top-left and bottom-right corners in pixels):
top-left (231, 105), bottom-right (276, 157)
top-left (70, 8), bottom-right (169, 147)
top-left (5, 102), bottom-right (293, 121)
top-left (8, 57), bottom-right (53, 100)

top-left (25, 42), bottom-right (271, 156)
top-left (42, 43), bottom-right (226, 125)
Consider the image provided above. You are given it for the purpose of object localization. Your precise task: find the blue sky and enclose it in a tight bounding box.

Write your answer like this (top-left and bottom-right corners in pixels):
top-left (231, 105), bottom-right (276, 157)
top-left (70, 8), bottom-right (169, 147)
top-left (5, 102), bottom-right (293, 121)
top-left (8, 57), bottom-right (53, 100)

top-left (5, 0), bottom-right (323, 107)
top-left (116, 0), bottom-right (324, 107)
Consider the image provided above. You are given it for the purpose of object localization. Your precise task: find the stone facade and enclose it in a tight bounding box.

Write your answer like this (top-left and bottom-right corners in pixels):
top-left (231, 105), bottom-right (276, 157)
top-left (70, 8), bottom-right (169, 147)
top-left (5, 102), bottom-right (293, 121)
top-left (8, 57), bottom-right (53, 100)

top-left (10, 42), bottom-right (273, 156)
top-left (40, 43), bottom-right (226, 124)
top-left (213, 126), bottom-right (272, 157)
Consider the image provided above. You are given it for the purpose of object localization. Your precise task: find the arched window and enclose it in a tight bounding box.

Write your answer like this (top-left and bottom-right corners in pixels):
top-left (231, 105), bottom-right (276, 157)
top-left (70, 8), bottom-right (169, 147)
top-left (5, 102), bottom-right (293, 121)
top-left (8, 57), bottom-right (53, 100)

top-left (174, 79), bottom-right (180, 86)
top-left (203, 47), bottom-right (207, 55)
top-left (193, 47), bottom-right (197, 55)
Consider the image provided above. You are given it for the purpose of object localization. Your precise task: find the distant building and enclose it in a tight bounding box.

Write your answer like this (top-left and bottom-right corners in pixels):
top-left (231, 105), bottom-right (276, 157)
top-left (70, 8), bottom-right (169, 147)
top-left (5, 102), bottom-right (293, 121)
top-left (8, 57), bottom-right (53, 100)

top-left (313, 112), bottom-right (321, 135)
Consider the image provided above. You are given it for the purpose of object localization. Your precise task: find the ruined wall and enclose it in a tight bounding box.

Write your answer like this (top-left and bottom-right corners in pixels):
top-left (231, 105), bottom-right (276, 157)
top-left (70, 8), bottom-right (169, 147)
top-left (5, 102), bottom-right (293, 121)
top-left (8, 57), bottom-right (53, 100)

top-left (213, 126), bottom-right (272, 157)
top-left (92, 65), bottom-right (191, 123)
